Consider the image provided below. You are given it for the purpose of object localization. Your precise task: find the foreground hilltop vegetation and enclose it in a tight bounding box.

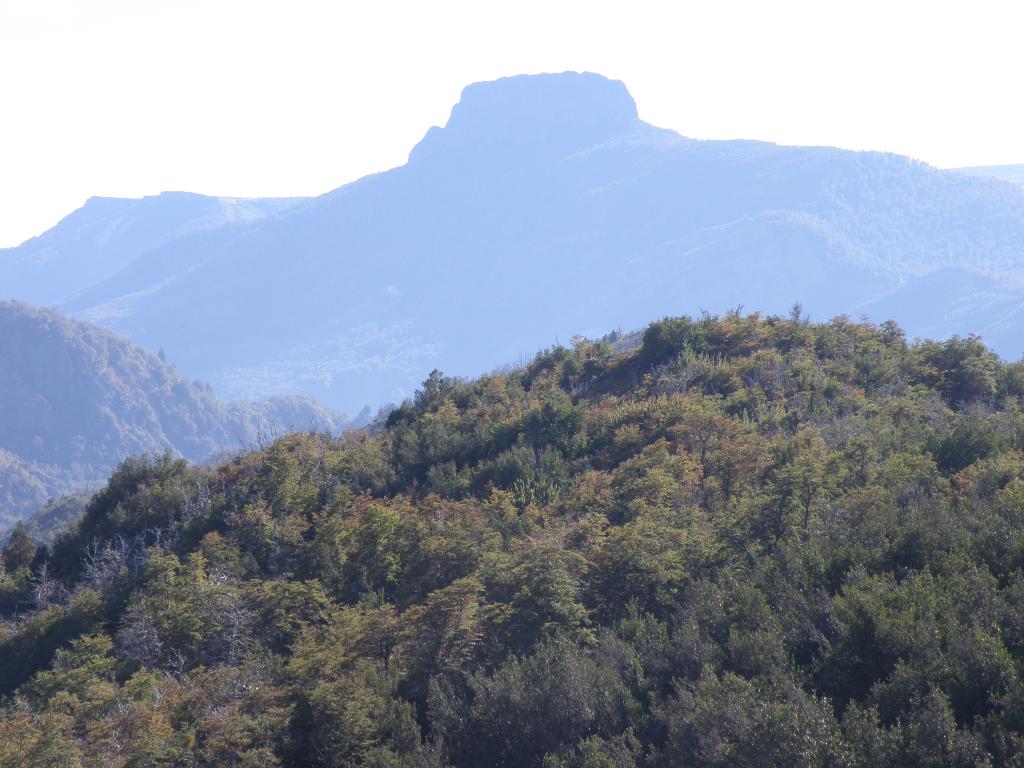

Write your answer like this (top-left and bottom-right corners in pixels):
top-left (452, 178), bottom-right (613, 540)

top-left (6, 310), bottom-right (1024, 765)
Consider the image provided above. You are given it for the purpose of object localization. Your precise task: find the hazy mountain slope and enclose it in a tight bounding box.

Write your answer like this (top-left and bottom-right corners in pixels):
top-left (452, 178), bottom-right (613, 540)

top-left (17, 494), bottom-right (90, 547)
top-left (13, 73), bottom-right (1024, 410)
top-left (862, 267), bottom-right (1024, 351)
top-left (956, 163), bottom-right (1024, 186)
top-left (0, 191), bottom-right (304, 306)
top-left (0, 300), bottom-right (347, 524)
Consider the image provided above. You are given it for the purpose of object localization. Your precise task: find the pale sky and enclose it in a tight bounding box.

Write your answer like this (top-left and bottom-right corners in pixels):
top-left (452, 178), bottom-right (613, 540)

top-left (1, 0), bottom-right (1022, 248)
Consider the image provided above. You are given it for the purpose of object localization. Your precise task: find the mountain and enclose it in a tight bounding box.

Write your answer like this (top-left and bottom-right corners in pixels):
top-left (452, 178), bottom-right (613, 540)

top-left (956, 163), bottom-right (1024, 186)
top-left (6, 72), bottom-right (1024, 412)
top-left (0, 300), bottom-right (348, 524)
top-left (7, 311), bottom-right (1024, 763)
top-left (0, 191), bottom-right (303, 306)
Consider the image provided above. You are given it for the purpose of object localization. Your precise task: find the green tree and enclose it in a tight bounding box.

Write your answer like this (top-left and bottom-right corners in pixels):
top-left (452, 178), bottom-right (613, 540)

top-left (2, 521), bottom-right (36, 573)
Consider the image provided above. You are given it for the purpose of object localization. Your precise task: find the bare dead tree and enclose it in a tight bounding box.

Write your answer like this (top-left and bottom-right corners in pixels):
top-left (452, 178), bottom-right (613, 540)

top-left (117, 600), bottom-right (164, 668)
top-left (30, 563), bottom-right (67, 610)
top-left (181, 480), bottom-right (213, 522)
top-left (82, 535), bottom-right (131, 592)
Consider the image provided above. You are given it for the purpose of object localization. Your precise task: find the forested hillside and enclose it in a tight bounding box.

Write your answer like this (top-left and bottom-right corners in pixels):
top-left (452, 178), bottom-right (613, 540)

top-left (0, 301), bottom-right (348, 524)
top-left (6, 310), bottom-right (1024, 765)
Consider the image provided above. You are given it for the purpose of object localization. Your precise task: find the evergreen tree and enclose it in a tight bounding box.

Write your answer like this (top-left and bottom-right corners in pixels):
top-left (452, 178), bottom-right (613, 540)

top-left (2, 520), bottom-right (36, 572)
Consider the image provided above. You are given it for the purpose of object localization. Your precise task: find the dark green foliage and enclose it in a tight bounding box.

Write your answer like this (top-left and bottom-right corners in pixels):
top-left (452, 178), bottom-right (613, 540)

top-left (2, 520), bottom-right (36, 572)
top-left (431, 638), bottom-right (635, 767)
top-left (9, 311), bottom-right (1024, 765)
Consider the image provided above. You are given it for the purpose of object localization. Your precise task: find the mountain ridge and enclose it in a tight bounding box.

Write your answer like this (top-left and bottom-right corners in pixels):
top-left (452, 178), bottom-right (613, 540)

top-left (0, 191), bottom-right (305, 306)
top-left (5, 71), bottom-right (1024, 412)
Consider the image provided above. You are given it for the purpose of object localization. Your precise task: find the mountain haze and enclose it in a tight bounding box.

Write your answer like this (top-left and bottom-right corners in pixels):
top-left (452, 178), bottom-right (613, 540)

top-left (957, 164), bottom-right (1024, 187)
top-left (0, 300), bottom-right (347, 524)
top-left (0, 192), bottom-right (303, 306)
top-left (5, 72), bottom-right (1024, 411)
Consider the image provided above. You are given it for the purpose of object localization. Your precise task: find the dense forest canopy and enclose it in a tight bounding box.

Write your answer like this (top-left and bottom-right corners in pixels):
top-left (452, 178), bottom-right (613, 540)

top-left (6, 310), bottom-right (1024, 765)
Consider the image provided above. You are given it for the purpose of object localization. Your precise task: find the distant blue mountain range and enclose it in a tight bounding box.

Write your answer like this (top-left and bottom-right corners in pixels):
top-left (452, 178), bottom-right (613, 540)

top-left (3, 71), bottom-right (1024, 412)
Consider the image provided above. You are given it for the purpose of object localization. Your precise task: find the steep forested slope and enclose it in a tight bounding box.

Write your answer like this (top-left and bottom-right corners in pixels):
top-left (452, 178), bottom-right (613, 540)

top-left (6, 73), bottom-right (1024, 411)
top-left (0, 301), bottom-right (347, 524)
top-left (6, 311), bottom-right (1024, 765)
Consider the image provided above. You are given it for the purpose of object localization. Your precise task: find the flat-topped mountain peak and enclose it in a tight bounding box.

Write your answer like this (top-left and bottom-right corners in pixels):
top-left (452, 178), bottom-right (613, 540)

top-left (409, 71), bottom-right (641, 164)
